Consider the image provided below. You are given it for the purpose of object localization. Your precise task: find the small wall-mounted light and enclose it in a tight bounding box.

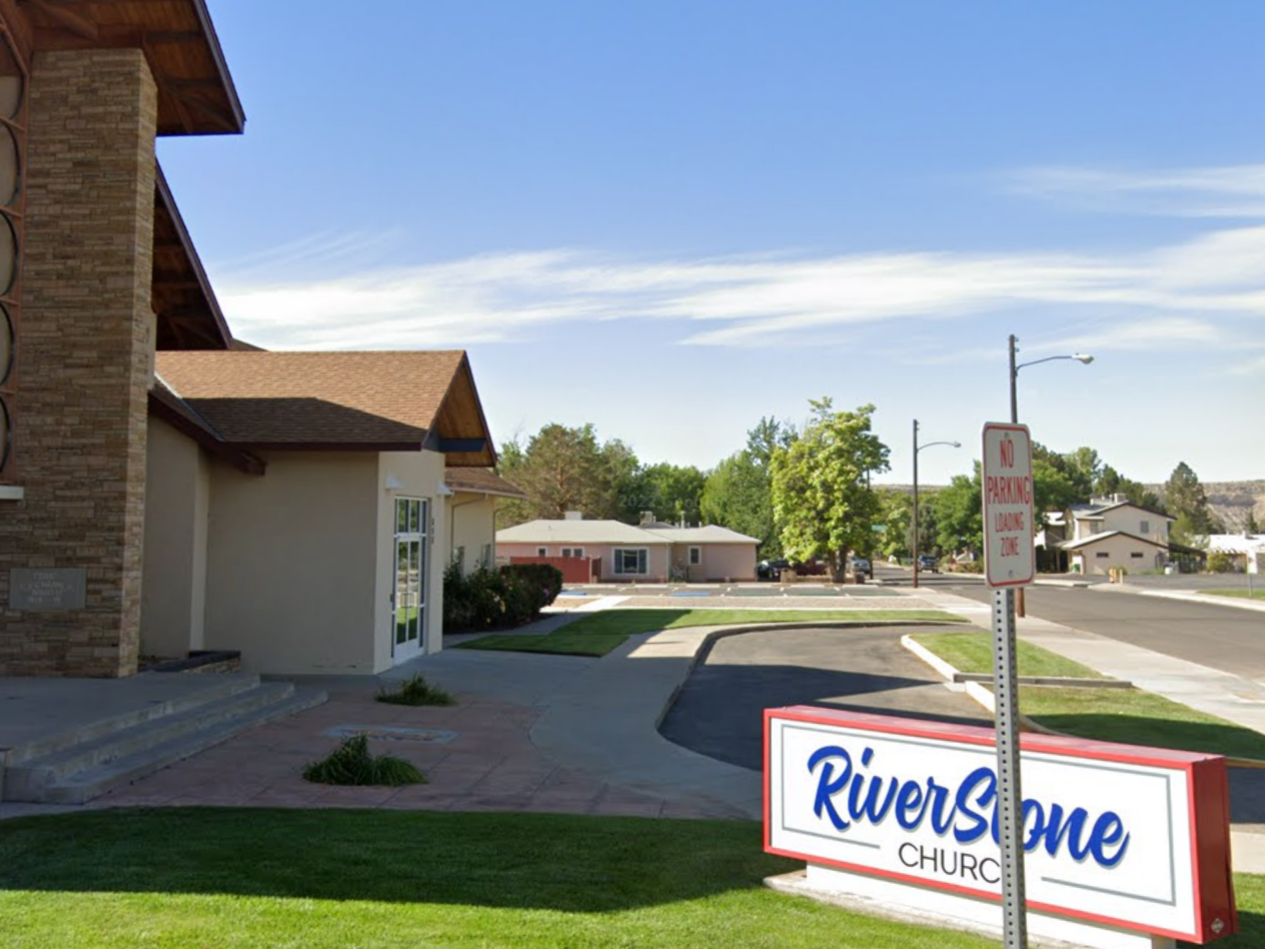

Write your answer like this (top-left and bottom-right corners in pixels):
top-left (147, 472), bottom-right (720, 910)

top-left (438, 483), bottom-right (454, 498)
top-left (384, 474), bottom-right (402, 491)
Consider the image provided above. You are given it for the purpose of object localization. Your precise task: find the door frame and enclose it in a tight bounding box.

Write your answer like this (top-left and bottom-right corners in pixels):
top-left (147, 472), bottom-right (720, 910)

top-left (391, 496), bottom-right (429, 663)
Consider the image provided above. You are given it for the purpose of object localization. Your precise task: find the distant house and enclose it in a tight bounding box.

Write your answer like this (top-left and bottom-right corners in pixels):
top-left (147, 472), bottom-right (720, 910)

top-left (1036, 495), bottom-right (1201, 576)
top-left (1206, 534), bottom-right (1265, 573)
top-left (496, 512), bottom-right (759, 582)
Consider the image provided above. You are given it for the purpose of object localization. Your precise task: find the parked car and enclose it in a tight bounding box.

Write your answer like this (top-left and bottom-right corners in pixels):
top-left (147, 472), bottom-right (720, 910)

top-left (850, 557), bottom-right (872, 578)
top-left (757, 558), bottom-right (790, 581)
top-left (918, 554), bottom-right (939, 573)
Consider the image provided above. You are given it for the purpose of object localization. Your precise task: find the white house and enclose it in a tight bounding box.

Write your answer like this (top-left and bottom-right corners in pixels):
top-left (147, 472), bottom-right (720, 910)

top-left (1038, 496), bottom-right (1185, 576)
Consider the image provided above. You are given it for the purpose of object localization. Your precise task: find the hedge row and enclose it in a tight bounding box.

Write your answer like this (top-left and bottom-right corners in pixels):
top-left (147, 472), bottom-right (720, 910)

top-left (443, 561), bottom-right (564, 632)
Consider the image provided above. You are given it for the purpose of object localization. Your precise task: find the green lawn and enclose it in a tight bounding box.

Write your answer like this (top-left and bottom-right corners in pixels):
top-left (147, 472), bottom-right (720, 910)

top-left (911, 632), bottom-right (1265, 761)
top-left (0, 808), bottom-right (994, 949)
top-left (458, 608), bottom-right (966, 657)
top-left (909, 631), bottom-right (1105, 679)
top-left (1202, 589), bottom-right (1265, 601)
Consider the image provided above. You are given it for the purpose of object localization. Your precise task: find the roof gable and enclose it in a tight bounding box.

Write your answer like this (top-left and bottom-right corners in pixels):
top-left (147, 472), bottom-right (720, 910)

top-left (155, 350), bottom-right (495, 463)
top-left (1061, 530), bottom-right (1170, 551)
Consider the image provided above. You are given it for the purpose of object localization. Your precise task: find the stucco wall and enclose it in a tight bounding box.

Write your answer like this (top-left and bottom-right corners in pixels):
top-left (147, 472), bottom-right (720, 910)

top-left (205, 452), bottom-right (379, 674)
top-left (1100, 507), bottom-right (1170, 544)
top-left (497, 542), bottom-right (671, 582)
top-left (374, 451), bottom-right (448, 670)
top-left (449, 494), bottom-right (497, 574)
top-left (1071, 535), bottom-right (1166, 576)
top-left (140, 417), bottom-right (210, 659)
top-left (670, 543), bottom-right (757, 581)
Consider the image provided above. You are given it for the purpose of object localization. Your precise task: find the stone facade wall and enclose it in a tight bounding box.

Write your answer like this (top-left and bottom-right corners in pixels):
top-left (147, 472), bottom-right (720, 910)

top-left (0, 49), bottom-right (157, 677)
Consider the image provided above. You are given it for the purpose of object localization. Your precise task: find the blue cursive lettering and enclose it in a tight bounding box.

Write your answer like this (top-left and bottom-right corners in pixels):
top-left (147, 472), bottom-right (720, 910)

top-left (808, 745), bottom-right (1131, 870)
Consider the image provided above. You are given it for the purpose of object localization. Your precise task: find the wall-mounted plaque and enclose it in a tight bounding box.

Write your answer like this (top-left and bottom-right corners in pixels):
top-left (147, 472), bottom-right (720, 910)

top-left (9, 568), bottom-right (87, 611)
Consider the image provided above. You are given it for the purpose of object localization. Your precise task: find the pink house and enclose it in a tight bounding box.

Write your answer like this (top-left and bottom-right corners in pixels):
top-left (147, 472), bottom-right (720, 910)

top-left (496, 513), bottom-right (758, 582)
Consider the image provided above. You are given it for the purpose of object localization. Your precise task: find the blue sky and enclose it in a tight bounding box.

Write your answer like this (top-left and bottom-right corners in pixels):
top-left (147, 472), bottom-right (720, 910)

top-left (160, 1), bottom-right (1265, 486)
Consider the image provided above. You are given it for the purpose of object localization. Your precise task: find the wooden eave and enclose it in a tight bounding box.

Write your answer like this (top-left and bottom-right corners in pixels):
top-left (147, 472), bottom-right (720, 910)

top-left (425, 353), bottom-right (497, 467)
top-left (10, 0), bottom-right (244, 135)
top-left (153, 162), bottom-right (231, 350)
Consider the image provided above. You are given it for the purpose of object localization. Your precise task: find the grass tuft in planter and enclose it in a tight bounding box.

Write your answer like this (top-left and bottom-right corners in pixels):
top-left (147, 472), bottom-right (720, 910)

top-left (376, 673), bottom-right (455, 707)
top-left (302, 734), bottom-right (425, 787)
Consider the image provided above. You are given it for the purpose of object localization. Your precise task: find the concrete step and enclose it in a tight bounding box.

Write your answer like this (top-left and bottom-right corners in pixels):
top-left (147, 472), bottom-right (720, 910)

top-left (4, 673), bottom-right (265, 767)
top-left (4, 685), bottom-right (326, 804)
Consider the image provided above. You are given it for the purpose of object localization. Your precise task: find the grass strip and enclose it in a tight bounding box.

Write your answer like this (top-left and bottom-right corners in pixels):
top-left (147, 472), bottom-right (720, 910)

top-left (459, 608), bottom-right (966, 657)
top-left (909, 631), bottom-right (1105, 679)
top-left (0, 808), bottom-right (995, 949)
top-left (1201, 589), bottom-right (1265, 601)
top-left (911, 632), bottom-right (1265, 760)
top-left (1019, 686), bottom-right (1265, 761)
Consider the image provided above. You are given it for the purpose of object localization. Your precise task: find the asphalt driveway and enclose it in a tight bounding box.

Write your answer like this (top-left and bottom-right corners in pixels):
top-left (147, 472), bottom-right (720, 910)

top-left (658, 624), bottom-right (991, 771)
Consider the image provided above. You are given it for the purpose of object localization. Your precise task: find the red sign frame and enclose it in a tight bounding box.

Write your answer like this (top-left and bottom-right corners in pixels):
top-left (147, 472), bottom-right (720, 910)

top-left (764, 706), bottom-right (1237, 944)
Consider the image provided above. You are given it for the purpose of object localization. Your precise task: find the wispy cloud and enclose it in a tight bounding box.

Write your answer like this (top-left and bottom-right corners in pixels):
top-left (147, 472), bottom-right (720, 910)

top-left (213, 162), bottom-right (1265, 354)
top-left (1006, 163), bottom-right (1265, 218)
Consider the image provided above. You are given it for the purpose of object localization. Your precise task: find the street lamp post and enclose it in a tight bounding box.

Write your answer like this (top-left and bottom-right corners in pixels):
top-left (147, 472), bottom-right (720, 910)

top-left (1007, 335), bottom-right (1094, 614)
top-left (912, 419), bottom-right (961, 589)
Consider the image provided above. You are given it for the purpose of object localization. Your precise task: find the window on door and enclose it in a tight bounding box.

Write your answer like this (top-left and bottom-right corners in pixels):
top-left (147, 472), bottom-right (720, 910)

top-left (613, 548), bottom-right (648, 574)
top-left (393, 497), bottom-right (428, 653)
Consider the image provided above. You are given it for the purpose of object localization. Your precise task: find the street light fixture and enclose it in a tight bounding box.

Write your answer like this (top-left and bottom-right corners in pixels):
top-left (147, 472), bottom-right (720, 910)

top-left (1009, 335), bottom-right (1094, 425)
top-left (912, 419), bottom-right (961, 589)
top-left (1007, 334), bottom-right (1094, 614)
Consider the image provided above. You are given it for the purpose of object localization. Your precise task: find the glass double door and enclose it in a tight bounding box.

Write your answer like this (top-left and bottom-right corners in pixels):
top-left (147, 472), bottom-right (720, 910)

top-left (393, 497), bottom-right (428, 662)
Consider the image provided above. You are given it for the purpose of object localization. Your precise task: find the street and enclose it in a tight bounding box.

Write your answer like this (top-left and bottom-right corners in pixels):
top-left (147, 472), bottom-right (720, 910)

top-left (873, 562), bottom-right (1265, 681)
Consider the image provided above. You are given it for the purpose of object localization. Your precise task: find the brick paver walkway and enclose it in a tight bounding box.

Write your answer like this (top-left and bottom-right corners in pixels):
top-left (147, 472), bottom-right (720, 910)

top-left (89, 680), bottom-right (738, 819)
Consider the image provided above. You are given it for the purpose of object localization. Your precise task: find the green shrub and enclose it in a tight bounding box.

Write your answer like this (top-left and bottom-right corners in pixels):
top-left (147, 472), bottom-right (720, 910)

top-left (443, 561), bottom-right (564, 633)
top-left (1208, 551), bottom-right (1237, 574)
top-left (376, 673), bottom-right (455, 707)
top-left (302, 735), bottom-right (425, 787)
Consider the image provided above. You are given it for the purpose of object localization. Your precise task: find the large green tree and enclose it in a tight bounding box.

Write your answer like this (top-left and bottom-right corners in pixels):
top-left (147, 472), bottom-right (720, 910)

top-left (642, 462), bottom-right (706, 525)
top-left (698, 417), bottom-right (795, 559)
top-left (769, 400), bottom-right (889, 581)
top-left (1164, 461), bottom-right (1221, 537)
top-left (935, 465), bottom-right (983, 554)
top-left (497, 424), bottom-right (647, 526)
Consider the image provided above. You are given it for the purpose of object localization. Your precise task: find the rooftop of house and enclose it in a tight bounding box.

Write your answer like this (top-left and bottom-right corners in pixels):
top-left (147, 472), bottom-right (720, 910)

top-left (497, 517), bottom-right (759, 546)
top-left (153, 350), bottom-right (495, 465)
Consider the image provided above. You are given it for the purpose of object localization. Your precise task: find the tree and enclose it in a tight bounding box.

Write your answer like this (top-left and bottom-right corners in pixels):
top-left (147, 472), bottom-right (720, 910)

top-left (642, 462), bottom-right (706, 525)
top-left (1164, 462), bottom-right (1221, 536)
top-left (699, 417), bottom-right (796, 560)
top-left (1032, 456), bottom-right (1081, 521)
top-left (1248, 509), bottom-right (1262, 535)
top-left (769, 400), bottom-right (889, 581)
top-left (701, 451), bottom-right (779, 558)
top-left (1060, 446), bottom-right (1101, 501)
top-left (935, 464), bottom-right (983, 555)
top-left (875, 489), bottom-right (913, 561)
top-left (496, 423), bottom-right (649, 526)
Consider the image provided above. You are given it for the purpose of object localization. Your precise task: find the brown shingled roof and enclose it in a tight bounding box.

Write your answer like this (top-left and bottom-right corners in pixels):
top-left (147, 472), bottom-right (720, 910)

top-left (444, 468), bottom-right (526, 499)
top-left (155, 351), bottom-right (494, 464)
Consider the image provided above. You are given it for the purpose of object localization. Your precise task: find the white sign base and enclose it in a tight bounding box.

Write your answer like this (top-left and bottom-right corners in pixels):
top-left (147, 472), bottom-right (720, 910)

top-left (782, 865), bottom-right (1176, 949)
